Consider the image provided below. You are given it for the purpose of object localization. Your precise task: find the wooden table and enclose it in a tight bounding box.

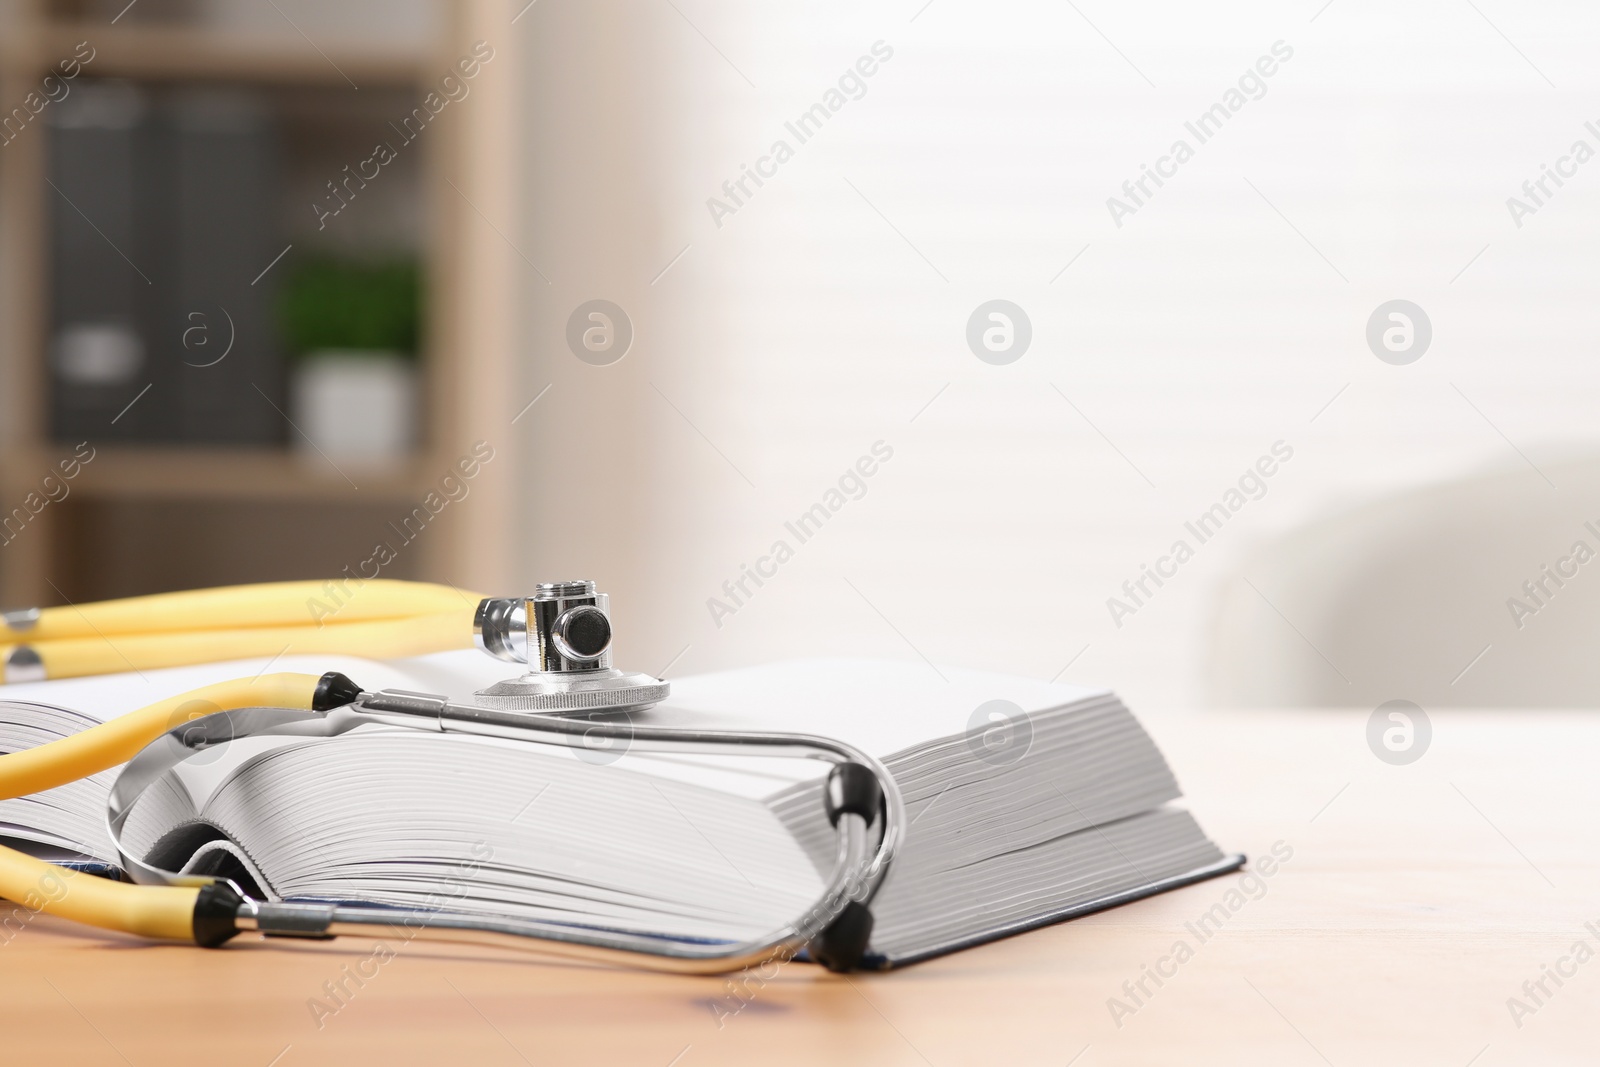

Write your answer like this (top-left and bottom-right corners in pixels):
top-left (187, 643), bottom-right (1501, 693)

top-left (3, 708), bottom-right (1595, 1066)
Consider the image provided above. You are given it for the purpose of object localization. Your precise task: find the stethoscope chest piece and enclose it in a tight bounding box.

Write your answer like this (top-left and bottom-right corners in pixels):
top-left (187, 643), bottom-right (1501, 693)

top-left (472, 581), bottom-right (667, 714)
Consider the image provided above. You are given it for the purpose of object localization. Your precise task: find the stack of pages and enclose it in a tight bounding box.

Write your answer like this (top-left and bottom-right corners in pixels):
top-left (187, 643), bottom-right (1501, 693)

top-left (0, 653), bottom-right (1238, 967)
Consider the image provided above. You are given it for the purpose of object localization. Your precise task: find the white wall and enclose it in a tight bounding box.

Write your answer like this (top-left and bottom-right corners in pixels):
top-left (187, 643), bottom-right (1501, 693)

top-left (513, 1), bottom-right (1600, 709)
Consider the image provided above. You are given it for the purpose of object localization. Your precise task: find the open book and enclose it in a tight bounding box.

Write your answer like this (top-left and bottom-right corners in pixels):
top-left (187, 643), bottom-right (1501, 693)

top-left (0, 653), bottom-right (1240, 968)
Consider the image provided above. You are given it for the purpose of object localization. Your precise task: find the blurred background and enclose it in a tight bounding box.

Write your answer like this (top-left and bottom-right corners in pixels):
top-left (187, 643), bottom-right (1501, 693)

top-left (3, 0), bottom-right (1599, 711)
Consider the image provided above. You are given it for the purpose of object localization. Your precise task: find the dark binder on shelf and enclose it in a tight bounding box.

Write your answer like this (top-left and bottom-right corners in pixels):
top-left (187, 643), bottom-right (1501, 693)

top-left (46, 81), bottom-right (169, 442)
top-left (46, 80), bottom-right (287, 446)
top-left (164, 88), bottom-right (284, 444)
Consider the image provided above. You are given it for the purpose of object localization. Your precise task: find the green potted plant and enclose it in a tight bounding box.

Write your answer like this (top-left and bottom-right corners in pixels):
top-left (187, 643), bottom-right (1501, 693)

top-left (279, 255), bottom-right (421, 461)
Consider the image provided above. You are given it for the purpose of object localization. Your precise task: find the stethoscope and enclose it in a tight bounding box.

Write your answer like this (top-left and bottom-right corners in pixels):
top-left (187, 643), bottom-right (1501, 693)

top-left (0, 580), bottom-right (904, 974)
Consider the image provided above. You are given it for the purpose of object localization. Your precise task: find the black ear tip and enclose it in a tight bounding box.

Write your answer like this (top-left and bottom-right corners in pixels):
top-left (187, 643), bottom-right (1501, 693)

top-left (313, 672), bottom-right (364, 711)
top-left (191, 882), bottom-right (243, 948)
top-left (811, 900), bottom-right (874, 973)
top-left (824, 762), bottom-right (883, 827)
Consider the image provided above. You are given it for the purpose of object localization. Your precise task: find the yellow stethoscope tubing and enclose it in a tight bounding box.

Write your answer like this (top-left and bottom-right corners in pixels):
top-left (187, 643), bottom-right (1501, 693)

top-left (4, 580), bottom-right (472, 643)
top-left (0, 673), bottom-right (323, 942)
top-left (5, 610), bottom-right (475, 681)
top-left (2, 580), bottom-right (487, 682)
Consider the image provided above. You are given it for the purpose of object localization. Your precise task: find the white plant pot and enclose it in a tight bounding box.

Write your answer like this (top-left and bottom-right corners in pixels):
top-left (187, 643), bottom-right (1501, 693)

top-left (290, 351), bottom-right (417, 461)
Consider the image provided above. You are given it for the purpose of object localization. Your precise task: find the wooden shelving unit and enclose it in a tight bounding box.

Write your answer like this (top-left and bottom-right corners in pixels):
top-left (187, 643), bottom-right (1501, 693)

top-left (11, 445), bottom-right (439, 500)
top-left (6, 22), bottom-right (430, 86)
top-left (0, 0), bottom-right (520, 608)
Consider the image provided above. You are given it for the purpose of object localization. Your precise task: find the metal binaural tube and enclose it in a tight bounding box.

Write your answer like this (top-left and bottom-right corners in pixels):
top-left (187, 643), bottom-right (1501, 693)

top-left (473, 598), bottom-right (528, 663)
top-left (347, 691), bottom-right (904, 907)
top-left (109, 680), bottom-right (903, 973)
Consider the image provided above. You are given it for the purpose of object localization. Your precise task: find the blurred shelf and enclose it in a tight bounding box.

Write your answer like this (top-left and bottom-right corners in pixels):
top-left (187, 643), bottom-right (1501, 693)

top-left (16, 22), bottom-right (428, 87)
top-left (0, 0), bottom-right (517, 608)
top-left (21, 446), bottom-right (441, 500)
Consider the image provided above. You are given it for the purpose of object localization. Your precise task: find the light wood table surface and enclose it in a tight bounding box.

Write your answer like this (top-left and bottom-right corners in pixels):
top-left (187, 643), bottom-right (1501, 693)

top-left (3, 707), bottom-right (1595, 1066)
